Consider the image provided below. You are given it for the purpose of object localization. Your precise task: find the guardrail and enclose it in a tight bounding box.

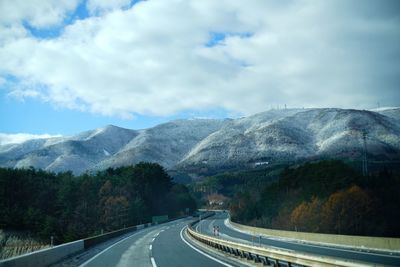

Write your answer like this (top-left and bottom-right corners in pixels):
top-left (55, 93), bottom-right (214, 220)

top-left (0, 216), bottom-right (184, 267)
top-left (229, 219), bottom-right (400, 252)
top-left (186, 221), bottom-right (371, 267)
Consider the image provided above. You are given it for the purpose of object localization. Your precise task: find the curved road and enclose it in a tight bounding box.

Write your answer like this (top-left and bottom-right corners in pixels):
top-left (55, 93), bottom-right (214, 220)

top-left (197, 212), bottom-right (400, 266)
top-left (78, 217), bottom-right (232, 267)
top-left (62, 212), bottom-right (400, 266)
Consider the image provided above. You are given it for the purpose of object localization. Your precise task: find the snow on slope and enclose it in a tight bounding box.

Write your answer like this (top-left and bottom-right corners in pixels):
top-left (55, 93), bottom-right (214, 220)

top-left (0, 108), bottom-right (399, 174)
top-left (178, 108), bottom-right (400, 168)
top-left (93, 119), bottom-right (228, 170)
top-left (0, 125), bottom-right (137, 174)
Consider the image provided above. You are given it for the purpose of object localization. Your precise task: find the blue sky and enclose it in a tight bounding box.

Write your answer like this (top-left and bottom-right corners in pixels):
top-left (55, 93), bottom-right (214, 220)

top-left (0, 0), bottom-right (237, 135)
top-left (0, 0), bottom-right (399, 138)
top-left (0, 89), bottom-right (233, 135)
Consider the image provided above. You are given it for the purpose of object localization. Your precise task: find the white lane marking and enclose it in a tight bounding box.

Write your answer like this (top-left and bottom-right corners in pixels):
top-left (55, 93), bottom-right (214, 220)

top-left (223, 218), bottom-right (400, 259)
top-left (180, 226), bottom-right (233, 267)
top-left (80, 229), bottom-right (144, 267)
top-left (196, 220), bottom-right (201, 231)
top-left (149, 244), bottom-right (152, 250)
top-left (80, 219), bottom-right (189, 267)
top-left (151, 257), bottom-right (157, 267)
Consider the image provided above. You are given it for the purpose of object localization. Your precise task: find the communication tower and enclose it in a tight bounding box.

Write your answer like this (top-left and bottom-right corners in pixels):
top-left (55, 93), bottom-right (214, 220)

top-left (362, 131), bottom-right (368, 176)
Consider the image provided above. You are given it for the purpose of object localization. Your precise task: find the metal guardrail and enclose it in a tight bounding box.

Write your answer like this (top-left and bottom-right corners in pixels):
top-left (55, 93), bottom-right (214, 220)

top-left (229, 219), bottom-right (400, 252)
top-left (186, 221), bottom-right (373, 267)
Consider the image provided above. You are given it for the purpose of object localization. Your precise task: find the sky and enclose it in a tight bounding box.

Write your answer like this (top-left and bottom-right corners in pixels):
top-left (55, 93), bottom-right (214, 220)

top-left (0, 0), bottom-right (399, 142)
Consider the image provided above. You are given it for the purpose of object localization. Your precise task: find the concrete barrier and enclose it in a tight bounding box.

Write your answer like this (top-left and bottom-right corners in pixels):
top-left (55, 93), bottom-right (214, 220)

top-left (186, 225), bottom-right (370, 267)
top-left (0, 217), bottom-right (184, 267)
top-left (0, 240), bottom-right (84, 267)
top-left (83, 222), bottom-right (155, 249)
top-left (229, 220), bottom-right (400, 251)
top-left (83, 226), bottom-right (136, 249)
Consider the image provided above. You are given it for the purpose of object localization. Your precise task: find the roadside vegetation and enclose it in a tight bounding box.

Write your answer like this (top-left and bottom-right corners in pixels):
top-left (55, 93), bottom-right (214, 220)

top-left (0, 162), bottom-right (196, 250)
top-left (228, 160), bottom-right (400, 237)
top-left (0, 230), bottom-right (49, 260)
top-left (195, 160), bottom-right (400, 237)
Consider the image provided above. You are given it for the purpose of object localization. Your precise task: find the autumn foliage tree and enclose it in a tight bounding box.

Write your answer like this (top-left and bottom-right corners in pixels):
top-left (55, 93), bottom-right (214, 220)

top-left (229, 160), bottom-right (400, 237)
top-left (322, 185), bottom-right (373, 235)
top-left (290, 197), bottom-right (323, 232)
top-left (0, 163), bottom-right (197, 244)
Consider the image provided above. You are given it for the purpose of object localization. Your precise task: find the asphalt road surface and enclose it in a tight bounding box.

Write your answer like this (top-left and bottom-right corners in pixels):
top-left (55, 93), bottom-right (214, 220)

top-left (78, 217), bottom-right (233, 267)
top-left (196, 212), bottom-right (400, 266)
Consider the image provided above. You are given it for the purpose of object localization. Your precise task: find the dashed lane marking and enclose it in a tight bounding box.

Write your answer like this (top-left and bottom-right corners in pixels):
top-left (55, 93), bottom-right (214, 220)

top-left (151, 257), bottom-right (157, 267)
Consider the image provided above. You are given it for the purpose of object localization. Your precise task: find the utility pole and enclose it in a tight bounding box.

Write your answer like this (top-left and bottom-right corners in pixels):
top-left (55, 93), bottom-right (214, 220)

top-left (362, 131), bottom-right (368, 176)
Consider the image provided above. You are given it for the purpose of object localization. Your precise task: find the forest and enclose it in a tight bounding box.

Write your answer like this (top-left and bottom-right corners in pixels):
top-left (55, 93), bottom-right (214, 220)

top-left (228, 160), bottom-right (400, 237)
top-left (0, 163), bottom-right (196, 244)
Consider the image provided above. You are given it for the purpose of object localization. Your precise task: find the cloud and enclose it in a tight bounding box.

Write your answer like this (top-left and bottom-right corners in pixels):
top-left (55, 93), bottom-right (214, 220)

top-left (0, 0), bottom-right (79, 28)
top-left (0, 133), bottom-right (62, 146)
top-left (86, 0), bottom-right (133, 15)
top-left (0, 0), bottom-right (399, 118)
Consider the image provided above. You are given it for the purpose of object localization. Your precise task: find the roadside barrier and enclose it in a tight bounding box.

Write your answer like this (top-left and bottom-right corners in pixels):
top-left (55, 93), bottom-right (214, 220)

top-left (186, 220), bottom-right (371, 267)
top-left (0, 214), bottom-right (188, 267)
top-left (229, 219), bottom-right (400, 252)
top-left (0, 240), bottom-right (84, 267)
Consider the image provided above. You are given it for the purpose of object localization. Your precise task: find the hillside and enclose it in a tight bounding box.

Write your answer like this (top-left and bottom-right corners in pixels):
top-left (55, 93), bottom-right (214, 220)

top-left (0, 108), bottom-right (399, 175)
top-left (228, 160), bottom-right (400, 237)
top-left (178, 108), bottom-right (400, 170)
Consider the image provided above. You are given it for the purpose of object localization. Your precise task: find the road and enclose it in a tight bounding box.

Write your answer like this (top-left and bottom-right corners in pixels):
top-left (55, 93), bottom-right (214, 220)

top-left (196, 212), bottom-right (400, 266)
top-left (78, 217), bottom-right (233, 267)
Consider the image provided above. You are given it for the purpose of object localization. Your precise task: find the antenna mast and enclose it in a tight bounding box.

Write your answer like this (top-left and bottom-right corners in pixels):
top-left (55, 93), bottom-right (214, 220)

top-left (362, 131), bottom-right (368, 176)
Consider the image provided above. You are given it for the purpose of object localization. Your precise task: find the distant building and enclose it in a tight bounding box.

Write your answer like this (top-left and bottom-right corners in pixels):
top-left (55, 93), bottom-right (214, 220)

top-left (254, 161), bottom-right (269, 166)
top-left (207, 193), bottom-right (227, 206)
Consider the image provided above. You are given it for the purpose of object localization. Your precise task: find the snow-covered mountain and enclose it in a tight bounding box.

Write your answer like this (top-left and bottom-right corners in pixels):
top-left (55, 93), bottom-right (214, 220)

top-left (0, 125), bottom-right (138, 174)
top-left (178, 108), bottom-right (400, 170)
top-left (0, 108), bottom-right (399, 175)
top-left (92, 119), bottom-right (228, 171)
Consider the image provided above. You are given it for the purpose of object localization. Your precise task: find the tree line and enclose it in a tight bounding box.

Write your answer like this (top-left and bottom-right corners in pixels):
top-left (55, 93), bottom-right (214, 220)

top-left (229, 160), bottom-right (400, 237)
top-left (0, 163), bottom-right (196, 244)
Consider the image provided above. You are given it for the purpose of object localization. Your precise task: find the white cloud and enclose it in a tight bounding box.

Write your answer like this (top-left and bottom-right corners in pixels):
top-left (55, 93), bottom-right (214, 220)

top-left (0, 0), bottom-right (399, 118)
top-left (87, 0), bottom-right (132, 15)
top-left (0, 133), bottom-right (62, 146)
top-left (0, 0), bottom-right (79, 28)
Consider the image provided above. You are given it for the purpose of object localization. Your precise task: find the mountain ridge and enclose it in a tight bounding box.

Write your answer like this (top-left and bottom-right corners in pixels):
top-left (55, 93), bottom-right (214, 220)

top-left (1, 108), bottom-right (399, 175)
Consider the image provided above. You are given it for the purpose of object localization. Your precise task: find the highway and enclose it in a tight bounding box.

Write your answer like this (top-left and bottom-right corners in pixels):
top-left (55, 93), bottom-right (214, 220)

top-left (78, 217), bottom-right (232, 267)
top-left (56, 212), bottom-right (400, 267)
top-left (196, 212), bottom-right (400, 266)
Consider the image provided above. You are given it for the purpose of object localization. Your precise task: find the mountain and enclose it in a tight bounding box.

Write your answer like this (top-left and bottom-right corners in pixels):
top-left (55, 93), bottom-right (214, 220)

top-left (0, 125), bottom-right (138, 174)
top-left (179, 108), bottom-right (400, 170)
top-left (93, 119), bottom-right (228, 170)
top-left (0, 108), bottom-right (399, 175)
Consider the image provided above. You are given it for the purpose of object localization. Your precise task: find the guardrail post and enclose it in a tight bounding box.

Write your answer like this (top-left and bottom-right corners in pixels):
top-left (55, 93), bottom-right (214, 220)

top-left (186, 219), bottom-right (370, 267)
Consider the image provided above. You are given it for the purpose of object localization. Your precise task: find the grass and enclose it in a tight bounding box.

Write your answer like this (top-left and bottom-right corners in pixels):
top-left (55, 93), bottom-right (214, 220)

top-left (0, 229), bottom-right (49, 260)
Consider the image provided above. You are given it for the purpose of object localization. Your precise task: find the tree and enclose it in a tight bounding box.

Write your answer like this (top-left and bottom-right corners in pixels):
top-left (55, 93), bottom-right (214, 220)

top-left (290, 197), bottom-right (323, 232)
top-left (322, 185), bottom-right (373, 235)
